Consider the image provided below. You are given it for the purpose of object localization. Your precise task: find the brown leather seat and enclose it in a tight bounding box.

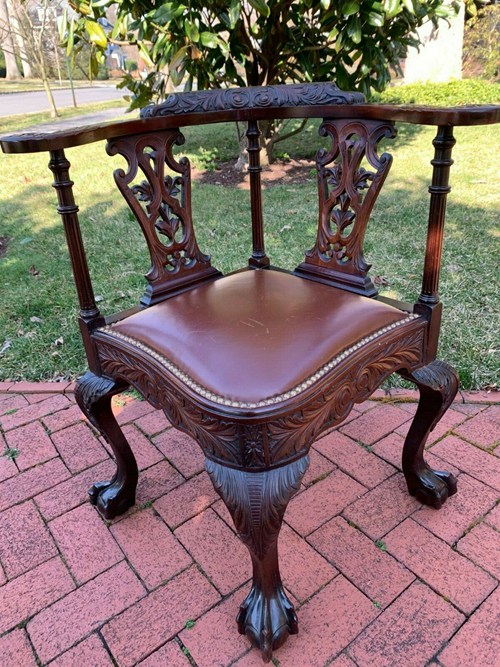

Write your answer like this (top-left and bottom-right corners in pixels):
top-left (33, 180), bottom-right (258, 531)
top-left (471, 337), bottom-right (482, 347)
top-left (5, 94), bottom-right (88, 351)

top-left (99, 269), bottom-right (418, 407)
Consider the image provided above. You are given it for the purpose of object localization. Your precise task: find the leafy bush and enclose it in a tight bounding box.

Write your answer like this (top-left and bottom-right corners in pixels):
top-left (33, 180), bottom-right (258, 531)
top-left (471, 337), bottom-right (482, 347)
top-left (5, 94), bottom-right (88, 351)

top-left (373, 79), bottom-right (500, 105)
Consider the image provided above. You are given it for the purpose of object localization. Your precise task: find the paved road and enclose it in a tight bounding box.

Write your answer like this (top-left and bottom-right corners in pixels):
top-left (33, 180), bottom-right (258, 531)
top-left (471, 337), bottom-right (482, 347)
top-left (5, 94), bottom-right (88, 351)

top-left (0, 85), bottom-right (126, 117)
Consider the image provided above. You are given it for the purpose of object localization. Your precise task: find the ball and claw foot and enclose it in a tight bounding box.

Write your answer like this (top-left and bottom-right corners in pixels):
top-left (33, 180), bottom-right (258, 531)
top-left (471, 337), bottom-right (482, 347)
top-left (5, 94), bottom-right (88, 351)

top-left (237, 583), bottom-right (298, 663)
top-left (88, 479), bottom-right (136, 520)
top-left (406, 466), bottom-right (457, 509)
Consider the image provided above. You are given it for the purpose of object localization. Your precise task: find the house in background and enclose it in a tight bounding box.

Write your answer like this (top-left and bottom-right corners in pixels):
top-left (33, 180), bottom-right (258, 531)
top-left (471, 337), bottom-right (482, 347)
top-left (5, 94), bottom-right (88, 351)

top-left (402, 1), bottom-right (465, 83)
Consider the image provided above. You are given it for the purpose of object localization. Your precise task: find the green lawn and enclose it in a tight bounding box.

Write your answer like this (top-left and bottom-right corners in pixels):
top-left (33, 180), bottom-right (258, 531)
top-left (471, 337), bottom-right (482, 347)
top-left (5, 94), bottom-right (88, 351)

top-left (0, 98), bottom-right (499, 388)
top-left (0, 99), bottom-right (130, 136)
top-left (0, 79), bottom-right (118, 94)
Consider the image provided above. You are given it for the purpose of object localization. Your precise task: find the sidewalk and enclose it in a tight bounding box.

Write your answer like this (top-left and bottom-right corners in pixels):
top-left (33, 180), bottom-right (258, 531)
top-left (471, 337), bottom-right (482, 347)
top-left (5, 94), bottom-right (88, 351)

top-left (0, 383), bottom-right (498, 667)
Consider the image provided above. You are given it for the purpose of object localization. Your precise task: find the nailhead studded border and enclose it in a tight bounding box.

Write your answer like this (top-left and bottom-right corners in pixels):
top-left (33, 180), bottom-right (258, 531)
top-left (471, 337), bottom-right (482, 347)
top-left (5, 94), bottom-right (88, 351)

top-left (98, 314), bottom-right (420, 409)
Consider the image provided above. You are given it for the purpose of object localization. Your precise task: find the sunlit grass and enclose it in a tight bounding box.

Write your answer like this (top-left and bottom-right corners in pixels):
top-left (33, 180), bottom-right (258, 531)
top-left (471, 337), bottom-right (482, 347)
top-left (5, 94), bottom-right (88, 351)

top-left (0, 99), bottom-right (130, 135)
top-left (0, 79), bottom-right (119, 94)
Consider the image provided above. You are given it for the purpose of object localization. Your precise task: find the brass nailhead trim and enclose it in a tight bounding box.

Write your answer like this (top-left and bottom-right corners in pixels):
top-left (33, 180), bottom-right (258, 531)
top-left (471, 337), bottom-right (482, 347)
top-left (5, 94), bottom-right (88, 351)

top-left (99, 314), bottom-right (420, 409)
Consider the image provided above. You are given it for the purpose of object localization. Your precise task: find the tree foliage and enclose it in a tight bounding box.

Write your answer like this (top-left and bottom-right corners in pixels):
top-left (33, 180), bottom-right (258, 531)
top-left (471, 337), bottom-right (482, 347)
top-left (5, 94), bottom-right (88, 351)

top-left (463, 1), bottom-right (499, 80)
top-left (65, 0), bottom-right (458, 106)
top-left (63, 0), bottom-right (458, 162)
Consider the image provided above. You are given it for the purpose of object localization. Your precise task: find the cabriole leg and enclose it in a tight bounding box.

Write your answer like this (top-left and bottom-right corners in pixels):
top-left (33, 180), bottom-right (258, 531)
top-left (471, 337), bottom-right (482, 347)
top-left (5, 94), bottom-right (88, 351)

top-left (400, 360), bottom-right (459, 509)
top-left (75, 371), bottom-right (138, 519)
top-left (206, 456), bottom-right (309, 663)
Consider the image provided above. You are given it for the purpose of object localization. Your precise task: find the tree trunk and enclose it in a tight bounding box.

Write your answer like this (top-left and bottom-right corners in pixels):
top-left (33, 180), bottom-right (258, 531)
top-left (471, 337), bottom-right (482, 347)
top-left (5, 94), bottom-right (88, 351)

top-left (0, 0), bottom-right (22, 79)
top-left (7, 0), bottom-right (32, 78)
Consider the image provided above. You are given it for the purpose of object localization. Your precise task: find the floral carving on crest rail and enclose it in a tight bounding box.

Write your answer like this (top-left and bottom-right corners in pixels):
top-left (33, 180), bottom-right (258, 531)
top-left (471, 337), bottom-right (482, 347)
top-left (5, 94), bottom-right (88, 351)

top-left (140, 82), bottom-right (365, 117)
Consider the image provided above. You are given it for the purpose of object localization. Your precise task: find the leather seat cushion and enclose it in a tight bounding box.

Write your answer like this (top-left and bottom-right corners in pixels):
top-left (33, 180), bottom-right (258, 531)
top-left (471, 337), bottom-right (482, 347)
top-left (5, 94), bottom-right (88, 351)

top-left (108, 269), bottom-right (411, 403)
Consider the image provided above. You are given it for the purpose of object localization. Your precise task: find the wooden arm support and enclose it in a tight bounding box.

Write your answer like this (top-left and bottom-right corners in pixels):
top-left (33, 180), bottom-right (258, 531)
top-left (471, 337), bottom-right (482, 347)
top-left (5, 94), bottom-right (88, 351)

top-left (1, 101), bottom-right (499, 155)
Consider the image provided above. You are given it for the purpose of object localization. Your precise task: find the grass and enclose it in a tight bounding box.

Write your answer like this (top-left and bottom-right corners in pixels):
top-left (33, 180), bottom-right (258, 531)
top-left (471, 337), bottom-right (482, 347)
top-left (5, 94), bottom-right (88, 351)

top-left (0, 85), bottom-right (499, 388)
top-left (0, 99), bottom-right (131, 136)
top-left (0, 79), bottom-right (118, 93)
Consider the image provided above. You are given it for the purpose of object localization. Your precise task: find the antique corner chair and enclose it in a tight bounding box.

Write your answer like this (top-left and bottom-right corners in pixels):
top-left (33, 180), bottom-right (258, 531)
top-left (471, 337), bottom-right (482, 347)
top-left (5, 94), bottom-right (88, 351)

top-left (2, 83), bottom-right (499, 662)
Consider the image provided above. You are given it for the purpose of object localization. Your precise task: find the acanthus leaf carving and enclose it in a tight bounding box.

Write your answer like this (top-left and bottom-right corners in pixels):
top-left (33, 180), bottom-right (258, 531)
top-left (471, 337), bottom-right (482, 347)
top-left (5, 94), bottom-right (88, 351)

top-left (140, 82), bottom-right (365, 118)
top-left (205, 456), bottom-right (309, 559)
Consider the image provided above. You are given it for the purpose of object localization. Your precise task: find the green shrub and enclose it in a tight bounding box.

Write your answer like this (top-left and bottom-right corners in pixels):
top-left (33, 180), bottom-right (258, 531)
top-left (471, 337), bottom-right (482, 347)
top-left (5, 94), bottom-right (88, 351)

top-left (125, 59), bottom-right (138, 73)
top-left (372, 79), bottom-right (500, 106)
top-left (463, 4), bottom-right (500, 81)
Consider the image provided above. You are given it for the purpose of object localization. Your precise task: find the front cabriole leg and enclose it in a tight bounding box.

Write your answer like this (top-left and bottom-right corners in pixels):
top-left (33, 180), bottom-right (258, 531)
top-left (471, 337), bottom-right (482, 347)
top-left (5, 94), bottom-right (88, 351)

top-left (206, 456), bottom-right (309, 663)
top-left (399, 360), bottom-right (459, 508)
top-left (75, 371), bottom-right (138, 519)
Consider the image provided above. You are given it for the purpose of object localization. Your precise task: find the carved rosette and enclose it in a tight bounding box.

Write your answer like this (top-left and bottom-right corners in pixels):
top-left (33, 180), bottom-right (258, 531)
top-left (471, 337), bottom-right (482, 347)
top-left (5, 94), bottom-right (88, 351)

top-left (140, 82), bottom-right (365, 117)
top-left (94, 321), bottom-right (425, 470)
top-left (296, 118), bottom-right (396, 295)
top-left (107, 129), bottom-right (219, 305)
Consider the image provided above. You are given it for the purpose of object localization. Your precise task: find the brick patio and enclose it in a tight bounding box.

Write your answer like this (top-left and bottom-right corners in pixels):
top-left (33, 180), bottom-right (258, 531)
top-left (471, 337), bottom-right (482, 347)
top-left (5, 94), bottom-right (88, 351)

top-left (0, 384), bottom-right (498, 667)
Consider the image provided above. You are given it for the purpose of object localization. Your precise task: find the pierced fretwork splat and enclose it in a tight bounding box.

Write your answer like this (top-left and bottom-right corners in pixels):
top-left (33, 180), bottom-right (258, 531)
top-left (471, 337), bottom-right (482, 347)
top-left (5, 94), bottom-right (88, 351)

top-left (295, 118), bottom-right (396, 296)
top-left (107, 129), bottom-right (220, 306)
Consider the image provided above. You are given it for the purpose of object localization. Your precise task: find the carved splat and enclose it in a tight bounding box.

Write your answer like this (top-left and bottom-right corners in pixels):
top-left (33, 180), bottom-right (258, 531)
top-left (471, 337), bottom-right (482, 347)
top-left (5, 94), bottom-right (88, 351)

top-left (107, 130), bottom-right (220, 306)
top-left (295, 118), bottom-right (396, 296)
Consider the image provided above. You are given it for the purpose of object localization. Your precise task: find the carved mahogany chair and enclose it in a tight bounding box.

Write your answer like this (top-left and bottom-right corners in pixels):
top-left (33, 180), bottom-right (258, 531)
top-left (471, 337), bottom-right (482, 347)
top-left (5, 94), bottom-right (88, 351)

top-left (2, 83), bottom-right (499, 662)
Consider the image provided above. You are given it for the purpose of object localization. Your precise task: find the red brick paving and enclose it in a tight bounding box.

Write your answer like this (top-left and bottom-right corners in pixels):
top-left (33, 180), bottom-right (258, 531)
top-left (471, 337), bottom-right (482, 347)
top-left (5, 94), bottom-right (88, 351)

top-left (0, 557), bottom-right (75, 634)
top-left (342, 472), bottom-right (420, 539)
top-left (110, 508), bottom-right (192, 590)
top-left (339, 403), bottom-right (411, 444)
top-left (0, 389), bottom-right (498, 666)
top-left (315, 430), bottom-right (396, 488)
top-left (154, 471), bottom-right (219, 528)
top-left (0, 394), bottom-right (70, 431)
top-left (0, 445), bottom-right (16, 482)
top-left (175, 508), bottom-right (249, 595)
top-left (285, 468), bottom-right (366, 536)
top-left (5, 420), bottom-right (58, 471)
top-left (137, 639), bottom-right (192, 667)
top-left (453, 404), bottom-right (500, 449)
top-left (153, 428), bottom-right (206, 478)
top-left (0, 393), bottom-right (29, 417)
top-left (42, 403), bottom-right (85, 433)
top-left (308, 516), bottom-right (415, 609)
top-left (438, 587), bottom-right (500, 667)
top-left (101, 566), bottom-right (220, 667)
top-left (121, 424), bottom-right (165, 471)
top-left (50, 422), bottom-right (108, 473)
top-left (456, 522), bottom-right (500, 579)
top-left (49, 503), bottom-right (124, 584)
top-left (0, 458), bottom-right (70, 512)
top-left (412, 473), bottom-right (498, 544)
top-left (47, 634), bottom-right (115, 667)
top-left (0, 629), bottom-right (38, 667)
top-left (27, 561), bottom-right (145, 663)
top-left (349, 581), bottom-right (465, 667)
top-left (385, 518), bottom-right (496, 614)
top-left (485, 502), bottom-right (500, 531)
top-left (0, 501), bottom-right (57, 579)
top-left (430, 434), bottom-right (500, 491)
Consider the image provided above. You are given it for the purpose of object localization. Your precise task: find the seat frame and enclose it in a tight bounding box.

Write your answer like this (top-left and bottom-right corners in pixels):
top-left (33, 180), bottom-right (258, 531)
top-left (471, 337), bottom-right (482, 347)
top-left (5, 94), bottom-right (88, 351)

top-left (2, 82), bottom-right (499, 663)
